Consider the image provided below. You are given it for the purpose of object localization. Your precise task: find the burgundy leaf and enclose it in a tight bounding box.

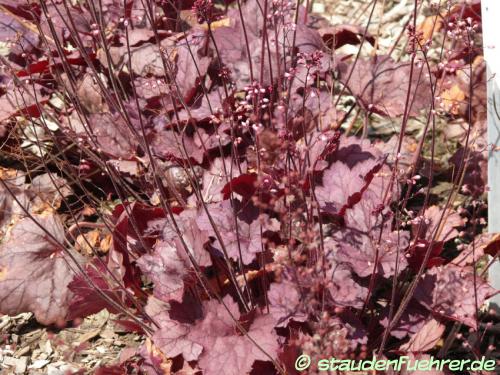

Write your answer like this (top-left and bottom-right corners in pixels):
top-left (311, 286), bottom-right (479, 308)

top-left (209, 1), bottom-right (273, 87)
top-left (316, 156), bottom-right (385, 220)
top-left (0, 11), bottom-right (40, 58)
top-left (306, 129), bottom-right (341, 172)
top-left (197, 312), bottom-right (278, 375)
top-left (449, 148), bottom-right (486, 198)
top-left (221, 173), bottom-right (258, 200)
top-left (286, 91), bottom-right (339, 139)
top-left (112, 202), bottom-right (166, 257)
top-left (146, 296), bottom-right (204, 362)
top-left (67, 260), bottom-right (122, 320)
top-left (406, 239), bottom-right (445, 271)
top-left (120, 28), bottom-right (156, 47)
top-left (317, 137), bottom-right (409, 278)
top-left (211, 23), bottom-right (278, 87)
top-left (319, 24), bottom-right (375, 49)
top-left (16, 60), bottom-right (50, 77)
top-left (111, 202), bottom-right (166, 286)
top-left (292, 24), bottom-right (325, 54)
top-left (168, 292), bottom-right (204, 324)
top-left (29, 173), bottom-right (71, 211)
top-left (176, 88), bottom-right (225, 124)
top-left (41, 2), bottom-right (92, 46)
top-left (340, 158), bottom-right (385, 217)
top-left (113, 319), bottom-right (145, 334)
top-left (448, 0), bottom-right (481, 24)
top-left (135, 76), bottom-right (172, 104)
top-left (316, 162), bottom-right (363, 217)
top-left (332, 135), bottom-right (382, 168)
top-left (75, 73), bottom-right (107, 114)
top-left (98, 38), bottom-right (173, 77)
top-left (0, 77), bottom-right (48, 122)
top-left (153, 317), bottom-right (204, 362)
top-left (209, 0), bottom-right (307, 88)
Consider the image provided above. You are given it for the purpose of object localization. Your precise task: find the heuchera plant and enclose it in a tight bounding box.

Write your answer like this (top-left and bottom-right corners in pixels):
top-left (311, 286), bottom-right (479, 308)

top-left (0, 0), bottom-right (497, 374)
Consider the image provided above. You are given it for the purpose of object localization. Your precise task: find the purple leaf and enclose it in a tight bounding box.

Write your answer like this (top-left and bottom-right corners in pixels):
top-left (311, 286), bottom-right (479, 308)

top-left (400, 317), bottom-right (446, 352)
top-left (196, 201), bottom-right (272, 264)
top-left (0, 215), bottom-right (83, 325)
top-left (268, 279), bottom-right (307, 327)
top-left (187, 296), bottom-right (279, 375)
top-left (336, 230), bottom-right (409, 278)
top-left (137, 241), bottom-right (189, 303)
top-left (337, 55), bottom-right (432, 117)
top-left (412, 205), bottom-right (464, 243)
top-left (414, 264), bottom-right (494, 329)
top-left (0, 11), bottom-right (39, 58)
top-left (86, 111), bottom-right (139, 159)
top-left (176, 88), bottom-right (225, 124)
top-left (0, 77), bottom-right (48, 122)
top-left (449, 148), bottom-right (486, 198)
top-left (162, 208), bottom-right (212, 268)
top-left (451, 233), bottom-right (498, 267)
top-left (380, 301), bottom-right (429, 339)
top-left (147, 297), bottom-right (204, 362)
top-left (149, 295), bottom-right (279, 375)
top-left (111, 202), bottom-right (166, 286)
top-left (151, 128), bottom-right (207, 164)
top-left (326, 263), bottom-right (368, 309)
top-left (316, 136), bottom-right (409, 278)
top-left (188, 157), bottom-right (248, 205)
top-left (175, 31), bottom-right (212, 103)
top-left (0, 172), bottom-right (29, 231)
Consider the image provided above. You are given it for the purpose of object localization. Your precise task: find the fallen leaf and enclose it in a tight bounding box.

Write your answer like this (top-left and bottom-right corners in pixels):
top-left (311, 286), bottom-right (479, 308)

top-left (77, 327), bottom-right (102, 344)
top-left (75, 229), bottom-right (101, 256)
top-left (417, 15), bottom-right (443, 42)
top-left (100, 233), bottom-right (113, 253)
top-left (440, 84), bottom-right (465, 115)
